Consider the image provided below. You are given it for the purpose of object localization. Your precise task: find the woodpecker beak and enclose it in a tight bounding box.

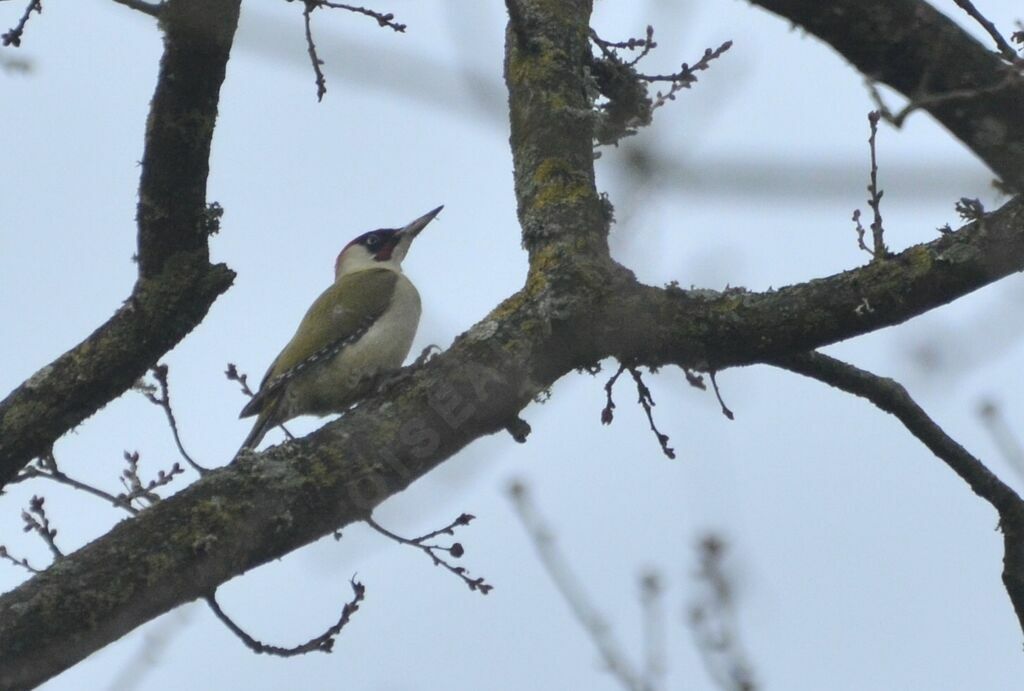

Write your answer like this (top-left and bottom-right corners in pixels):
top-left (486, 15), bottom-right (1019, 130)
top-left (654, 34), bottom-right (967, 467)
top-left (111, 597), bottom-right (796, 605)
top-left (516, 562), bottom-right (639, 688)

top-left (397, 205), bottom-right (443, 240)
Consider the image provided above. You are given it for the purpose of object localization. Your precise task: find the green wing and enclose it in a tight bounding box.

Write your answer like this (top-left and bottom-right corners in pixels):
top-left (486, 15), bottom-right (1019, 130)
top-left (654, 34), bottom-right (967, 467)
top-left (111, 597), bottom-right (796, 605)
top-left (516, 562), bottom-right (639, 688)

top-left (240, 268), bottom-right (398, 419)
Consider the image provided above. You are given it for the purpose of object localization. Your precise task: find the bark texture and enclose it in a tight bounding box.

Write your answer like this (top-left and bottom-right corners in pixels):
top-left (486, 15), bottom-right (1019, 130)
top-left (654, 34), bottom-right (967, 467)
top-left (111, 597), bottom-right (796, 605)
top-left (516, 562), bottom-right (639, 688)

top-left (752, 0), bottom-right (1024, 190)
top-left (0, 0), bottom-right (239, 489)
top-left (2, 0), bottom-right (1024, 687)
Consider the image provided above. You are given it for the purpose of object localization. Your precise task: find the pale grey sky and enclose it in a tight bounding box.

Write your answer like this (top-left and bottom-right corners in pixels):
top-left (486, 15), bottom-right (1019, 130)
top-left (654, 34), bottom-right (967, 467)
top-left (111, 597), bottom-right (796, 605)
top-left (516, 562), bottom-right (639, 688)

top-left (2, 1), bottom-right (1023, 689)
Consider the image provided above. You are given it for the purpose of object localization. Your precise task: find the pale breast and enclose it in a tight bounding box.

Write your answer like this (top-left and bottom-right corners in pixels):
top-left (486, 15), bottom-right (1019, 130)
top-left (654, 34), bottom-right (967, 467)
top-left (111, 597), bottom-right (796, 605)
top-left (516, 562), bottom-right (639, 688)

top-left (285, 273), bottom-right (421, 417)
top-left (345, 273), bottom-right (421, 372)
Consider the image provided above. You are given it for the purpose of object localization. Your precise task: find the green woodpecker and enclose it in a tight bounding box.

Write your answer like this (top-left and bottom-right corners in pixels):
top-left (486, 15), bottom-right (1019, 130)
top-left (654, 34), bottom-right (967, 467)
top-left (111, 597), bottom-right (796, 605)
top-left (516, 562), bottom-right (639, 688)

top-left (238, 206), bottom-right (443, 451)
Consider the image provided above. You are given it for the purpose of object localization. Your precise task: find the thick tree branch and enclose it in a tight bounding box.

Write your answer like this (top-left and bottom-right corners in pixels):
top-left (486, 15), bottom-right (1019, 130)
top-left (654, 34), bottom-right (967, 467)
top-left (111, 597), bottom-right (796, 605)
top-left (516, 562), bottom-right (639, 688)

top-left (0, 305), bottom-right (550, 689)
top-left (2, 190), bottom-right (1022, 686)
top-left (593, 195), bottom-right (1024, 372)
top-left (0, 0), bottom-right (239, 489)
top-left (5, 0), bottom-right (1024, 684)
top-left (135, 0), bottom-right (237, 275)
top-left (505, 0), bottom-right (610, 262)
top-left (772, 351), bottom-right (1024, 635)
top-left (751, 0), bottom-right (1024, 190)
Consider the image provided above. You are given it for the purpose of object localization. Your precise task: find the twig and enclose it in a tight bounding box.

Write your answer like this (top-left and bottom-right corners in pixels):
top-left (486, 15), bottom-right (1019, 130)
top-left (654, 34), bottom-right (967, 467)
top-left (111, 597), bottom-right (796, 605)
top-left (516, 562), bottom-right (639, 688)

top-left (364, 514), bottom-right (493, 594)
top-left (507, 481), bottom-right (646, 691)
top-left (865, 111), bottom-right (887, 257)
top-left (295, 0), bottom-right (406, 101)
top-left (601, 363), bottom-right (627, 424)
top-left (2, 0), bottom-right (41, 47)
top-left (0, 544), bottom-right (39, 574)
top-left (141, 364), bottom-right (209, 475)
top-left (852, 112), bottom-right (888, 259)
top-left (225, 363), bottom-right (255, 397)
top-left (851, 209), bottom-right (869, 255)
top-left (15, 451), bottom-right (180, 515)
top-left (319, 1), bottom-right (405, 31)
top-left (867, 74), bottom-right (1020, 129)
top-left (709, 371), bottom-right (734, 420)
top-left (628, 367), bottom-right (675, 459)
top-left (649, 41), bottom-right (733, 110)
top-left (590, 26), bottom-right (657, 67)
top-left (119, 450), bottom-right (184, 510)
top-left (206, 579), bottom-right (364, 656)
top-left (302, 1), bottom-right (327, 101)
top-left (952, 0), bottom-right (1020, 63)
top-left (587, 34), bottom-right (728, 145)
top-left (15, 453), bottom-right (139, 515)
top-left (21, 495), bottom-right (63, 561)
top-left (602, 363), bottom-right (675, 459)
top-left (111, 0), bottom-right (162, 17)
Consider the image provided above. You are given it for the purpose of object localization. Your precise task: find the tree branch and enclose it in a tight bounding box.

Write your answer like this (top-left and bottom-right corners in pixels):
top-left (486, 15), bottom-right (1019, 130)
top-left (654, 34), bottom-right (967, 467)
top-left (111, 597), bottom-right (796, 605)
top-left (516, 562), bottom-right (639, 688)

top-left (205, 579), bottom-right (364, 656)
top-left (1, 0), bottom-right (41, 48)
top-left (951, 0), bottom-right (1020, 63)
top-left (135, 0), bottom-right (237, 276)
top-left (0, 0), bottom-right (239, 489)
top-left (750, 0), bottom-right (1024, 190)
top-left (774, 352), bottom-right (1020, 511)
top-left (3, 186), bottom-right (1022, 685)
top-left (0, 305), bottom-right (546, 688)
top-left (592, 196), bottom-right (1024, 372)
top-left (504, 0), bottom-right (610, 262)
top-left (772, 351), bottom-right (1024, 634)
top-left (5, 0), bottom-right (1024, 685)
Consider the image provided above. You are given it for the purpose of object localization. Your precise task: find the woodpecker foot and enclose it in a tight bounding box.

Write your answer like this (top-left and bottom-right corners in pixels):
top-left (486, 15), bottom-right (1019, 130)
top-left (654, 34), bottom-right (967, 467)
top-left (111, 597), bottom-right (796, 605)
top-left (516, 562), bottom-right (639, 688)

top-left (413, 344), bottom-right (442, 367)
top-left (376, 368), bottom-right (413, 396)
top-left (375, 346), bottom-right (440, 397)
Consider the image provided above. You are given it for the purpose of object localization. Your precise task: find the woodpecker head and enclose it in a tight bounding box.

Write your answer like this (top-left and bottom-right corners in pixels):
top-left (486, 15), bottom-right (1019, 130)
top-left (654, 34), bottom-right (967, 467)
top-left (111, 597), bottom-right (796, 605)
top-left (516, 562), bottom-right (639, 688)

top-left (334, 205), bottom-right (443, 279)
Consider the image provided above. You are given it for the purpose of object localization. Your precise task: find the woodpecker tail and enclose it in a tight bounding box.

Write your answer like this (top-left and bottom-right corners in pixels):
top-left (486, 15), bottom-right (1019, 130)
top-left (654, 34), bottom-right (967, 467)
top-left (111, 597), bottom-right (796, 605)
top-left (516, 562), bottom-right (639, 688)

top-left (237, 376), bottom-right (290, 456)
top-left (239, 387), bottom-right (268, 419)
top-left (236, 393), bottom-right (286, 456)
top-left (237, 414), bottom-right (273, 455)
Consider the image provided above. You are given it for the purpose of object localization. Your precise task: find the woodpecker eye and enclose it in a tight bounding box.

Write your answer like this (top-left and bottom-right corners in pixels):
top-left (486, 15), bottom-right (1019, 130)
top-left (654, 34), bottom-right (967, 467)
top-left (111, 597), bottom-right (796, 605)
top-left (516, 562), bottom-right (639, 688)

top-left (364, 233), bottom-right (381, 249)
